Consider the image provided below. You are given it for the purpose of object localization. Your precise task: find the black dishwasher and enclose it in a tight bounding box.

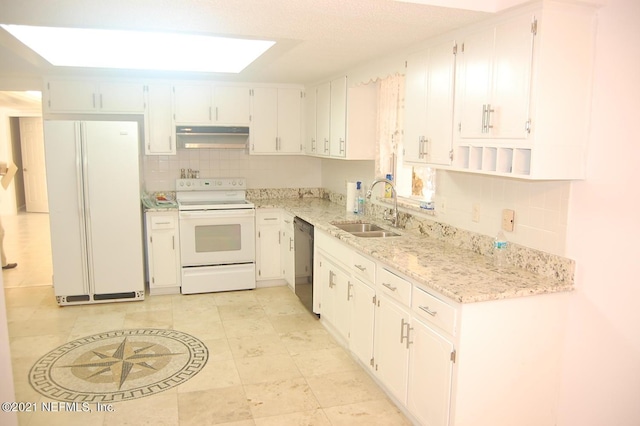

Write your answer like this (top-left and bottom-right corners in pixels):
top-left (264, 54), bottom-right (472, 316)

top-left (293, 217), bottom-right (314, 314)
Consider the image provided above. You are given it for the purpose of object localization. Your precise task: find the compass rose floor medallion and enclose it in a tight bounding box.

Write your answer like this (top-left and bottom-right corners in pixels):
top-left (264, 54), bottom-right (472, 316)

top-left (29, 329), bottom-right (209, 403)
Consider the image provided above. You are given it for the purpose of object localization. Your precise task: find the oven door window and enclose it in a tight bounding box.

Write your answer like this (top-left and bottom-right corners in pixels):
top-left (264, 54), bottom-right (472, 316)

top-left (195, 224), bottom-right (242, 252)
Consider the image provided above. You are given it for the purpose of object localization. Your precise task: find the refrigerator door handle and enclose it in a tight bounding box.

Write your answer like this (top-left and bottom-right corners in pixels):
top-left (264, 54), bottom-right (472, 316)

top-left (76, 122), bottom-right (92, 294)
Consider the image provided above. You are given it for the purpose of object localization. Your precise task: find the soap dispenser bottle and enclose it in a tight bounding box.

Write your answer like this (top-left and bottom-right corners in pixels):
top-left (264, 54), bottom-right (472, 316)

top-left (356, 181), bottom-right (365, 215)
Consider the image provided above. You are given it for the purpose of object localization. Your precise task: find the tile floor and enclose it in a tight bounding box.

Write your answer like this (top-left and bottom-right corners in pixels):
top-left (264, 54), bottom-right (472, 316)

top-left (2, 212), bottom-right (411, 425)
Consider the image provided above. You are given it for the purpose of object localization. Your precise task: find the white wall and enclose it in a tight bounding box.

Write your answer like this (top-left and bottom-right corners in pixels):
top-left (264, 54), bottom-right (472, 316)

top-left (557, 0), bottom-right (640, 424)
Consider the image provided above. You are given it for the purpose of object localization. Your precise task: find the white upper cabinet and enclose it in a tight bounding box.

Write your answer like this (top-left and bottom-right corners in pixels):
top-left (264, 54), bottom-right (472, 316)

top-left (329, 76), bottom-right (347, 157)
top-left (145, 83), bottom-right (175, 155)
top-left (450, 1), bottom-right (597, 179)
top-left (456, 13), bottom-right (534, 141)
top-left (172, 84), bottom-right (250, 125)
top-left (307, 77), bottom-right (376, 160)
top-left (304, 88), bottom-right (318, 155)
top-left (45, 79), bottom-right (146, 114)
top-left (315, 82), bottom-right (331, 156)
top-left (214, 86), bottom-right (251, 125)
top-left (250, 87), bottom-right (303, 154)
top-left (404, 39), bottom-right (457, 166)
top-left (173, 84), bottom-right (210, 123)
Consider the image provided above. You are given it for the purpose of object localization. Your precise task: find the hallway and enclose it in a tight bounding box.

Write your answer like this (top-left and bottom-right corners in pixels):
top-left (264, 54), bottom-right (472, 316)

top-left (2, 212), bottom-right (52, 288)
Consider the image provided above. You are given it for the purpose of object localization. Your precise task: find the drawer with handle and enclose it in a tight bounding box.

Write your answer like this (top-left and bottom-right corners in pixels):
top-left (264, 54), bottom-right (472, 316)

top-left (377, 265), bottom-right (411, 306)
top-left (352, 251), bottom-right (375, 283)
top-left (150, 215), bottom-right (176, 230)
top-left (412, 285), bottom-right (457, 336)
top-left (257, 212), bottom-right (281, 225)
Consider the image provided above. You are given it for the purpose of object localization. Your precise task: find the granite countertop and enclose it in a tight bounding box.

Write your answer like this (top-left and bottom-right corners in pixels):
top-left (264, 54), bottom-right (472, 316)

top-left (141, 192), bottom-right (178, 211)
top-left (252, 198), bottom-right (574, 304)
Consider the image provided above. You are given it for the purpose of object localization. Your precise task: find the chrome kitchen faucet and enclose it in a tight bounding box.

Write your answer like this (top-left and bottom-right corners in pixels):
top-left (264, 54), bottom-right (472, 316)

top-left (367, 178), bottom-right (398, 227)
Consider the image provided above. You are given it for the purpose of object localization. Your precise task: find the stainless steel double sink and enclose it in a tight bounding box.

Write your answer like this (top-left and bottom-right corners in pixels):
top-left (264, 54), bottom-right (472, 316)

top-left (331, 222), bottom-right (400, 238)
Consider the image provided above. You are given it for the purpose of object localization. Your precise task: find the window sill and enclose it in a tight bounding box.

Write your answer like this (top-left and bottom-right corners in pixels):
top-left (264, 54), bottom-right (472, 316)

top-left (374, 196), bottom-right (436, 217)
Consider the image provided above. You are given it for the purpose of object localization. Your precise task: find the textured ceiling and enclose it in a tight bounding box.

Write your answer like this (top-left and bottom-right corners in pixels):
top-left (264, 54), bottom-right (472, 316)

top-left (0, 0), bottom-right (500, 88)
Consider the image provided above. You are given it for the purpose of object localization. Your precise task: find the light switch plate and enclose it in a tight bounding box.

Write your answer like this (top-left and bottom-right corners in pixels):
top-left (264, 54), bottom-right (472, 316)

top-left (502, 209), bottom-right (515, 231)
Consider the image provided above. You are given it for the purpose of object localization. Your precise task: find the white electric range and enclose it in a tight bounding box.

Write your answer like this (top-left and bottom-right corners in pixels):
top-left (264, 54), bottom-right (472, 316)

top-left (176, 178), bottom-right (256, 294)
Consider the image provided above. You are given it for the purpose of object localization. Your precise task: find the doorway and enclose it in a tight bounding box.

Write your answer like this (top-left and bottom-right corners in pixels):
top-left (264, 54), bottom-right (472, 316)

top-left (9, 116), bottom-right (48, 213)
top-left (1, 92), bottom-right (52, 288)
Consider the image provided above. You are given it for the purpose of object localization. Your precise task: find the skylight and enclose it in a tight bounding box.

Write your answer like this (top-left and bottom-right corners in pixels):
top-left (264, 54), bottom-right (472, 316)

top-left (0, 25), bottom-right (275, 73)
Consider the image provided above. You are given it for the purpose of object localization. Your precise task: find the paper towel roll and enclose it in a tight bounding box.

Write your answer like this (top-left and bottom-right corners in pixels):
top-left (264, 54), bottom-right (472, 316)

top-left (346, 182), bottom-right (357, 213)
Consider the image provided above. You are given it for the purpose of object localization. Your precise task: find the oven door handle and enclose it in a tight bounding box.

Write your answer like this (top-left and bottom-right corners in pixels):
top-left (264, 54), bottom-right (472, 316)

top-left (179, 209), bottom-right (255, 219)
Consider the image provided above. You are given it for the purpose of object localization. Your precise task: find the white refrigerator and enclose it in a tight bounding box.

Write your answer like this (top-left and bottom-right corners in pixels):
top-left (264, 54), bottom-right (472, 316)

top-left (44, 120), bottom-right (145, 305)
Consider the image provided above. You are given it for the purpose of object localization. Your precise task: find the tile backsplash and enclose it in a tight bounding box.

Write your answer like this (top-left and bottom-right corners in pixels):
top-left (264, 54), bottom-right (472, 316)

top-left (433, 171), bottom-right (570, 257)
top-left (142, 149), bottom-right (323, 192)
top-left (143, 149), bottom-right (569, 257)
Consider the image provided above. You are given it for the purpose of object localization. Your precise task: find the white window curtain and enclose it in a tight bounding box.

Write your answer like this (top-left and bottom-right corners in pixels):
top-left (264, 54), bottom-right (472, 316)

top-left (375, 73), bottom-right (404, 178)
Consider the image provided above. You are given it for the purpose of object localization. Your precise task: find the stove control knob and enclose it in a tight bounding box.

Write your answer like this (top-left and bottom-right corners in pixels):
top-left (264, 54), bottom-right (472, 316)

top-left (232, 180), bottom-right (237, 186)
top-left (216, 180), bottom-right (222, 186)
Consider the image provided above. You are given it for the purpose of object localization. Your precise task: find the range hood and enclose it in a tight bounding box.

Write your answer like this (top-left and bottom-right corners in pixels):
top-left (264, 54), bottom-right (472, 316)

top-left (176, 125), bottom-right (249, 149)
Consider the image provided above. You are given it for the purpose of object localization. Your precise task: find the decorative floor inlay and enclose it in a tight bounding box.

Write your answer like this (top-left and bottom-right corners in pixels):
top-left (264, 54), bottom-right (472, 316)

top-left (29, 329), bottom-right (208, 403)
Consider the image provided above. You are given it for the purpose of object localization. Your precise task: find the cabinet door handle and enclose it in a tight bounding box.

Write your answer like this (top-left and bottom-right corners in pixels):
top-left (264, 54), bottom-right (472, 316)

top-left (482, 104), bottom-right (488, 133)
top-left (486, 104), bottom-right (494, 131)
top-left (482, 104), bottom-right (495, 132)
top-left (339, 138), bottom-right (345, 154)
top-left (400, 318), bottom-right (413, 348)
top-left (419, 305), bottom-right (438, 317)
top-left (289, 237), bottom-right (294, 251)
top-left (311, 138), bottom-right (316, 152)
top-left (263, 217), bottom-right (278, 220)
top-left (382, 282), bottom-right (397, 291)
top-left (347, 281), bottom-right (353, 301)
top-left (354, 264), bottom-right (366, 272)
top-left (329, 271), bottom-right (336, 288)
top-left (172, 235), bottom-right (175, 250)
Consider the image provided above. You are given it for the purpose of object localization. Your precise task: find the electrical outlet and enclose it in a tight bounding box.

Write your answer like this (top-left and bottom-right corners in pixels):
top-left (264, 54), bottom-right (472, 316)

top-left (472, 203), bottom-right (480, 222)
top-left (502, 209), bottom-right (515, 231)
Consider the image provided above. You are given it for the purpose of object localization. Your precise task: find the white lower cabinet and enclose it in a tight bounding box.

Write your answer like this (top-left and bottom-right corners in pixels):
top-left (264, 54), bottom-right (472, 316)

top-left (349, 277), bottom-right (376, 368)
top-left (256, 209), bottom-right (282, 281)
top-left (318, 252), bottom-right (351, 341)
top-left (145, 211), bottom-right (181, 295)
top-left (408, 318), bottom-right (454, 426)
top-left (315, 229), bottom-right (567, 425)
top-left (374, 293), bottom-right (411, 404)
top-left (281, 212), bottom-right (295, 289)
